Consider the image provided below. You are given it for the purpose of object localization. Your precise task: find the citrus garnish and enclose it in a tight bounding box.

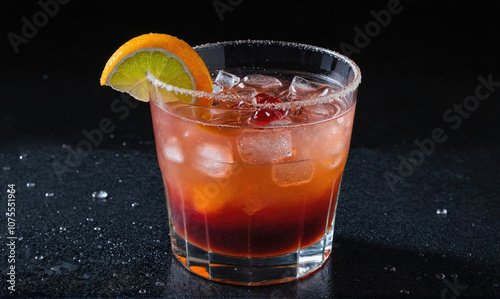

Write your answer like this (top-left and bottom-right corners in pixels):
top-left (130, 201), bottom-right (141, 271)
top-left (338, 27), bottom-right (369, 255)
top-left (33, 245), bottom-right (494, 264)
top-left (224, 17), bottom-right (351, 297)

top-left (100, 33), bottom-right (212, 106)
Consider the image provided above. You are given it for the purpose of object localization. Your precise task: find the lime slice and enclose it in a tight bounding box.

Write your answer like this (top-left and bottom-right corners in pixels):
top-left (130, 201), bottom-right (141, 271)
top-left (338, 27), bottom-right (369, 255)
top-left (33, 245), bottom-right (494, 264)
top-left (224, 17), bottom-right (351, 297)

top-left (100, 33), bottom-right (213, 105)
top-left (108, 49), bottom-right (195, 103)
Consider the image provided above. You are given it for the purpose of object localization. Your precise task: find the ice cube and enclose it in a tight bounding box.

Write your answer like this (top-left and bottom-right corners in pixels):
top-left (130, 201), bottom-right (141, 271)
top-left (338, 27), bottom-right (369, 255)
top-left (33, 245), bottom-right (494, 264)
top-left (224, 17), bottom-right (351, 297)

top-left (290, 76), bottom-right (324, 92)
top-left (272, 160), bottom-right (315, 186)
top-left (303, 102), bottom-right (340, 119)
top-left (201, 104), bottom-right (245, 125)
top-left (288, 76), bottom-right (324, 101)
top-left (213, 82), bottom-right (223, 93)
top-left (335, 96), bottom-right (351, 117)
top-left (313, 86), bottom-right (339, 98)
top-left (233, 87), bottom-right (257, 99)
top-left (288, 103), bottom-right (340, 124)
top-left (321, 126), bottom-right (348, 169)
top-left (195, 143), bottom-right (233, 178)
top-left (274, 84), bottom-right (291, 100)
top-left (163, 137), bottom-right (184, 163)
top-left (214, 71), bottom-right (240, 89)
top-left (322, 152), bottom-right (344, 169)
top-left (240, 188), bottom-right (269, 215)
top-left (238, 131), bottom-right (295, 164)
top-left (242, 74), bottom-right (282, 89)
top-left (242, 203), bottom-right (264, 215)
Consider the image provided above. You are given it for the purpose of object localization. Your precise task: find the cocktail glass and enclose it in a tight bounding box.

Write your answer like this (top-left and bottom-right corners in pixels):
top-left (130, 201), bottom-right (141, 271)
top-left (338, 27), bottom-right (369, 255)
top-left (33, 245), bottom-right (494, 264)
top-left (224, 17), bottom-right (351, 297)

top-left (148, 40), bottom-right (361, 285)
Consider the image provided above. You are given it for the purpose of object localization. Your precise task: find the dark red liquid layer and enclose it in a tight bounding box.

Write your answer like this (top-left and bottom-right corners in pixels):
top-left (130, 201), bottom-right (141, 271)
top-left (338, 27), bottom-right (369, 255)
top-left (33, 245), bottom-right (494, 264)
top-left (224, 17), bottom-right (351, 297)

top-left (165, 175), bottom-right (341, 258)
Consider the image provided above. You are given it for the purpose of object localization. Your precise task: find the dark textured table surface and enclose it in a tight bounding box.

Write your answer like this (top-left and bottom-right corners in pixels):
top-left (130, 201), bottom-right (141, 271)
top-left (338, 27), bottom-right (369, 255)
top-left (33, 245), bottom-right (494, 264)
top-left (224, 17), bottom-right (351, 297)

top-left (2, 1), bottom-right (500, 298)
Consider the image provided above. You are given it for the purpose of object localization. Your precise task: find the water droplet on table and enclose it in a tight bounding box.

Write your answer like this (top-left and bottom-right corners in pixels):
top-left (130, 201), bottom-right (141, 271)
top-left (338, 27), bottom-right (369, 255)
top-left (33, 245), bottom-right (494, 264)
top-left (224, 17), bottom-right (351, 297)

top-left (399, 288), bottom-right (410, 295)
top-left (92, 190), bottom-right (108, 199)
top-left (435, 273), bottom-right (446, 280)
top-left (384, 265), bottom-right (396, 273)
top-left (26, 182), bottom-right (36, 188)
top-left (436, 208), bottom-right (448, 216)
top-left (45, 192), bottom-right (55, 197)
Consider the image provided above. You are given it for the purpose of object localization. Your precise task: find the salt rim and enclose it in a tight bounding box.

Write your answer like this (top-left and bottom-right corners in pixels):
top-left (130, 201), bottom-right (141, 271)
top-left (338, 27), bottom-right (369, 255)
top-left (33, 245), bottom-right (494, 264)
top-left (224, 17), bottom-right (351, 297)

top-left (145, 40), bottom-right (361, 109)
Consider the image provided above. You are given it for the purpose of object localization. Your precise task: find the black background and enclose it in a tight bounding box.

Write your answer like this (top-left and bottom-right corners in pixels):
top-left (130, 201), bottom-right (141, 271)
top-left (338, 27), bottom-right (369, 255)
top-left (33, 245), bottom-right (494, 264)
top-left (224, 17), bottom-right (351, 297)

top-left (1, 0), bottom-right (499, 298)
top-left (2, 0), bottom-right (499, 147)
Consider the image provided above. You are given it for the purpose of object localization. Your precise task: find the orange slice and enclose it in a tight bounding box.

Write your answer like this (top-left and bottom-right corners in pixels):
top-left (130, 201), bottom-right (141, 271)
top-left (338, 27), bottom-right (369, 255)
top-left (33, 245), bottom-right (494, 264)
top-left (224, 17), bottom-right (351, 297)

top-left (100, 33), bottom-right (212, 106)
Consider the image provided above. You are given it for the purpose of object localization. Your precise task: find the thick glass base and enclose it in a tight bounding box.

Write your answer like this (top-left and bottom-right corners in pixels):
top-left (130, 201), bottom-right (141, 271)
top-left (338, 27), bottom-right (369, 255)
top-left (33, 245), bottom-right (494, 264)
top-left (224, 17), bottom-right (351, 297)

top-left (170, 223), bottom-right (335, 286)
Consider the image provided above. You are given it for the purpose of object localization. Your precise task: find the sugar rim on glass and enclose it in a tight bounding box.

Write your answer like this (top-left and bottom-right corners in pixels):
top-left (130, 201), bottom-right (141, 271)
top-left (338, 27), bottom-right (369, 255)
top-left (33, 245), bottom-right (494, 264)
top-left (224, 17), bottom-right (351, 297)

top-left (146, 40), bottom-right (361, 110)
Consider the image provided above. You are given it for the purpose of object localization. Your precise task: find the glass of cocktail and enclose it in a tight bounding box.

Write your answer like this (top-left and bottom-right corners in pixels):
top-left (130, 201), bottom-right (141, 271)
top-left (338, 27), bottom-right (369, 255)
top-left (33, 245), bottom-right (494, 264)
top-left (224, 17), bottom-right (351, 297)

top-left (147, 40), bottom-right (361, 285)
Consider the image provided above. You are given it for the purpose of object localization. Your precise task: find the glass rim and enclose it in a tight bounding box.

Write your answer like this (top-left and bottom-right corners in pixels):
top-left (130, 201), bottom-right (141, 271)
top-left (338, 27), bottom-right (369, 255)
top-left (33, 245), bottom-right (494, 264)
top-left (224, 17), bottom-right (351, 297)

top-left (146, 40), bottom-right (361, 110)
